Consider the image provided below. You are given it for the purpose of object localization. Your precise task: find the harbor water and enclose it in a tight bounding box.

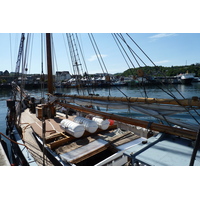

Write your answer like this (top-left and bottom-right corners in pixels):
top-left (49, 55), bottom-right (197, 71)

top-left (1, 83), bottom-right (200, 137)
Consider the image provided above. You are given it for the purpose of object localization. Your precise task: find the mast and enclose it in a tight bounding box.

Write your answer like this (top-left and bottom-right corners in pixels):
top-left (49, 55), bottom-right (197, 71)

top-left (15, 33), bottom-right (25, 79)
top-left (46, 33), bottom-right (54, 94)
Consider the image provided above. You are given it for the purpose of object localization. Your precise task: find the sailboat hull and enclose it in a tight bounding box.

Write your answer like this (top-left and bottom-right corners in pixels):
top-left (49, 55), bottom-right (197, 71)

top-left (180, 78), bottom-right (194, 84)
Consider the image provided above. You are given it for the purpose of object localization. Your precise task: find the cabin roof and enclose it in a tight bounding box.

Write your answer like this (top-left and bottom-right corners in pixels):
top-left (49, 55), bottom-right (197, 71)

top-left (124, 133), bottom-right (200, 166)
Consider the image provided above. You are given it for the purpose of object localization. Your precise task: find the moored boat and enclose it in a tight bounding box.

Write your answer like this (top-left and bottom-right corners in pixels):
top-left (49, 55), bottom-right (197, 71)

top-left (178, 72), bottom-right (195, 84)
top-left (3, 33), bottom-right (200, 166)
top-left (192, 77), bottom-right (200, 82)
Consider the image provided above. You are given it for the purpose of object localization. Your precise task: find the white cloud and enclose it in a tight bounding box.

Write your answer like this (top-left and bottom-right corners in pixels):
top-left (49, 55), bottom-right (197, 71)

top-left (155, 60), bottom-right (170, 64)
top-left (88, 54), bottom-right (107, 62)
top-left (149, 33), bottom-right (177, 39)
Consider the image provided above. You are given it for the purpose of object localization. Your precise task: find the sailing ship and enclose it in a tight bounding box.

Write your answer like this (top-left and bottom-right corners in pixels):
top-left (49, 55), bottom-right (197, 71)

top-left (2, 33), bottom-right (200, 166)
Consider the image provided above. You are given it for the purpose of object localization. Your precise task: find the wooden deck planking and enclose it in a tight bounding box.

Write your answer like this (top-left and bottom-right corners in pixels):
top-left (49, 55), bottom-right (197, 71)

top-left (20, 109), bottom-right (54, 166)
top-left (60, 139), bottom-right (109, 164)
top-left (107, 131), bottom-right (141, 147)
top-left (20, 108), bottom-right (142, 165)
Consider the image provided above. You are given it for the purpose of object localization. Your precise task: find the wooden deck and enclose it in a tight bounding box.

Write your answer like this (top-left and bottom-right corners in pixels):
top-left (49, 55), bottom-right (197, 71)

top-left (20, 109), bottom-right (54, 166)
top-left (20, 108), bottom-right (141, 165)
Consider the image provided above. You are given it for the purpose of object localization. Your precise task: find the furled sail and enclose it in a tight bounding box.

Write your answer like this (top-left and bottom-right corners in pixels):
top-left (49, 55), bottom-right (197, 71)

top-left (52, 95), bottom-right (200, 132)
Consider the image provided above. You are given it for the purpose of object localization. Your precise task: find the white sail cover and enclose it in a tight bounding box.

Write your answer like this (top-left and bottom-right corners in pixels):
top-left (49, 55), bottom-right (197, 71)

top-left (60, 119), bottom-right (85, 138)
top-left (74, 116), bottom-right (98, 133)
top-left (92, 117), bottom-right (110, 130)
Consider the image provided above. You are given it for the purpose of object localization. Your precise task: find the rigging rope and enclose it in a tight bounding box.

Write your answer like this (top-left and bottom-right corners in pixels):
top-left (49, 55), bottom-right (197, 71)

top-left (75, 33), bottom-right (95, 95)
top-left (90, 33), bottom-right (109, 74)
top-left (0, 132), bottom-right (29, 149)
top-left (77, 34), bottom-right (87, 70)
top-left (50, 34), bottom-right (56, 81)
top-left (117, 33), bottom-right (150, 98)
top-left (112, 33), bottom-right (148, 98)
top-left (123, 33), bottom-right (185, 99)
top-left (22, 33), bottom-right (31, 74)
top-left (111, 34), bottom-right (199, 124)
top-left (88, 33), bottom-right (106, 75)
top-left (41, 33), bottom-right (45, 99)
top-left (62, 33), bottom-right (73, 74)
top-left (117, 33), bottom-right (200, 122)
top-left (126, 33), bottom-right (157, 67)
top-left (66, 33), bottom-right (87, 96)
top-left (27, 33), bottom-right (34, 73)
top-left (51, 37), bottom-right (59, 73)
top-left (118, 33), bottom-right (147, 67)
top-left (111, 33), bottom-right (132, 69)
top-left (9, 33), bottom-right (13, 72)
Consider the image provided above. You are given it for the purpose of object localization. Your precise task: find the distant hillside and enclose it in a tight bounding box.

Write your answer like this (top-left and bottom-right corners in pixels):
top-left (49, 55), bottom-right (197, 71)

top-left (115, 63), bottom-right (200, 77)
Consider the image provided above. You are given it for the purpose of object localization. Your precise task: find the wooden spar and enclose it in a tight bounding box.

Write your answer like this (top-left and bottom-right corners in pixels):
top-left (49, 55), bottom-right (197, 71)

top-left (46, 33), bottom-right (54, 94)
top-left (56, 101), bottom-right (197, 139)
top-left (57, 94), bottom-right (200, 107)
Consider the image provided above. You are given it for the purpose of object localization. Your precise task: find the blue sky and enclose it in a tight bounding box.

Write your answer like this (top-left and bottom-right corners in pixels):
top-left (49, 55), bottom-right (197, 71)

top-left (1, 33), bottom-right (200, 75)
top-left (1, 1), bottom-right (200, 75)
